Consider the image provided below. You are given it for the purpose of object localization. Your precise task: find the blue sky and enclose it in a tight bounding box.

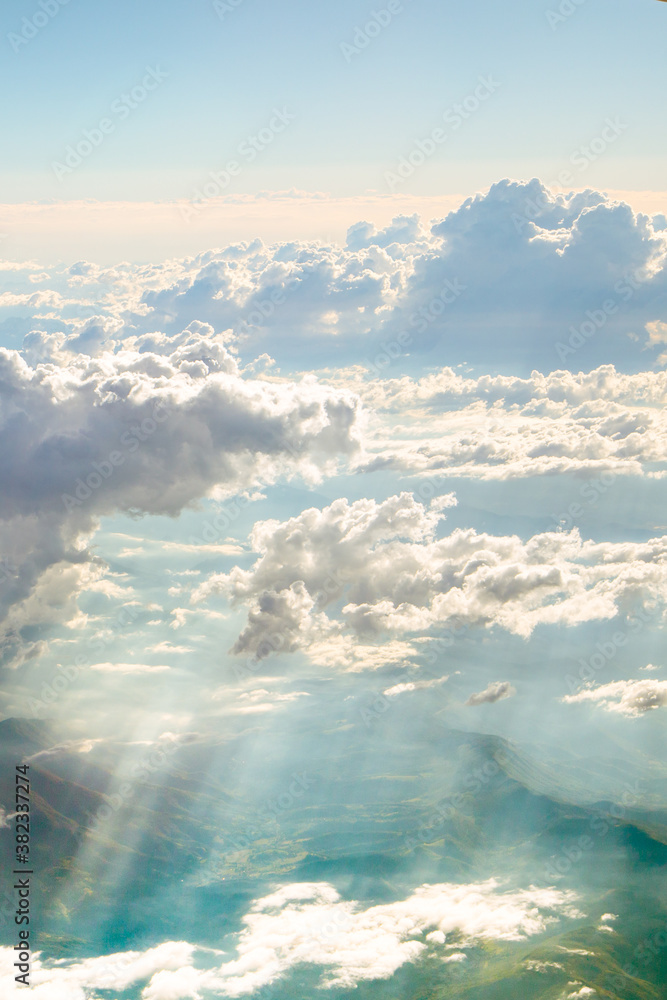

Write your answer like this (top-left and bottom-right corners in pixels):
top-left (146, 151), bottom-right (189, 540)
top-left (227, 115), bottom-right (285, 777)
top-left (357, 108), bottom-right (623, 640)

top-left (1, 0), bottom-right (666, 206)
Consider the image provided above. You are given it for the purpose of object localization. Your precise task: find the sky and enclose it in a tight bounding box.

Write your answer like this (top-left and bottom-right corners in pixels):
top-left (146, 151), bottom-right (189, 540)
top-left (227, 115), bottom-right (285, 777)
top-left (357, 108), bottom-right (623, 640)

top-left (0, 0), bottom-right (666, 260)
top-left (1, 3), bottom-right (667, 999)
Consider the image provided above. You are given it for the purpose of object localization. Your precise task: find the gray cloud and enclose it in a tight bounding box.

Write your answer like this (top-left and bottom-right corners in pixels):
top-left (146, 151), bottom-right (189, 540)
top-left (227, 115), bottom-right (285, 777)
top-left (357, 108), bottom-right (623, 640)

top-left (0, 334), bottom-right (362, 664)
top-left (466, 681), bottom-right (516, 706)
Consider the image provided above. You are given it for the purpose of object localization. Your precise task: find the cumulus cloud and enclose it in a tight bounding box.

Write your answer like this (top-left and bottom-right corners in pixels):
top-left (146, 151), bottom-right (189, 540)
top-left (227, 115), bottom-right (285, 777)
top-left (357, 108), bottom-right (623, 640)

top-left (0, 336), bottom-right (362, 664)
top-left (349, 364), bottom-right (667, 481)
top-left (0, 880), bottom-right (581, 997)
top-left (193, 492), bottom-right (667, 666)
top-left (3, 181), bottom-right (666, 374)
top-left (115, 183), bottom-right (665, 374)
top-left (466, 681), bottom-right (516, 706)
top-left (200, 879), bottom-right (581, 995)
top-left (0, 942), bottom-right (197, 1000)
top-left (563, 679), bottom-right (667, 717)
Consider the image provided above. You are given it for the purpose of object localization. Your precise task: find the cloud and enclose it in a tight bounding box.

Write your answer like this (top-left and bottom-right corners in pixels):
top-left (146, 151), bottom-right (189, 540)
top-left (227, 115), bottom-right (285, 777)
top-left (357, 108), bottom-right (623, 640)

top-left (4, 181), bottom-right (666, 374)
top-left (116, 181), bottom-right (663, 373)
top-left (193, 492), bottom-right (667, 665)
top-left (466, 681), bottom-right (516, 706)
top-left (150, 641), bottom-right (193, 654)
top-left (351, 364), bottom-right (667, 481)
top-left (563, 679), bottom-right (667, 717)
top-left (0, 942), bottom-right (197, 1000)
top-left (199, 879), bottom-right (581, 995)
top-left (0, 880), bottom-right (581, 998)
top-left (89, 663), bottom-right (172, 674)
top-left (0, 335), bottom-right (362, 665)
top-left (384, 676), bottom-right (449, 697)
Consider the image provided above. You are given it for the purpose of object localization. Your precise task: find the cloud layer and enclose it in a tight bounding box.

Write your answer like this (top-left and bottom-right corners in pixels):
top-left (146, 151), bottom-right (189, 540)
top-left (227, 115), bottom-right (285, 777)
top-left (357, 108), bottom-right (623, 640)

top-left (2, 180), bottom-right (667, 374)
top-left (0, 879), bottom-right (581, 998)
top-left (0, 335), bottom-right (361, 664)
top-left (356, 364), bottom-right (667, 480)
top-left (194, 492), bottom-right (667, 665)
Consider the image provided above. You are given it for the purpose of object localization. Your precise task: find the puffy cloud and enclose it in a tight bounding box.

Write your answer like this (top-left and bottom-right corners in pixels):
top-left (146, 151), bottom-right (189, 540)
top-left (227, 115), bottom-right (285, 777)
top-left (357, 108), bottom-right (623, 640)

top-left (197, 879), bottom-right (581, 995)
top-left (0, 880), bottom-right (579, 997)
top-left (466, 681), bottom-right (516, 706)
top-left (563, 678), bottom-right (667, 717)
top-left (351, 364), bottom-right (667, 481)
top-left (142, 966), bottom-right (204, 1000)
top-left (123, 182), bottom-right (664, 372)
top-left (4, 181), bottom-right (666, 373)
top-left (0, 336), bottom-right (362, 665)
top-left (194, 492), bottom-right (667, 665)
top-left (0, 942), bottom-right (196, 999)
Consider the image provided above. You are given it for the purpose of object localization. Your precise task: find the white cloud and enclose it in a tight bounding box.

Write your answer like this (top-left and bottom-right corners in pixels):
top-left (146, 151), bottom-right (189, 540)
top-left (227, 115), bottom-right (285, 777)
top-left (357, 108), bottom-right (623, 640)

top-left (0, 942), bottom-right (197, 999)
top-left (197, 879), bottom-right (581, 995)
top-left (90, 662), bottom-right (172, 674)
top-left (194, 492), bottom-right (667, 665)
top-left (0, 336), bottom-right (362, 664)
top-left (352, 364), bottom-right (667, 481)
top-left (0, 880), bottom-right (582, 997)
top-left (384, 676), bottom-right (449, 697)
top-left (4, 180), bottom-right (667, 373)
top-left (151, 641), bottom-right (193, 654)
top-left (563, 679), bottom-right (667, 717)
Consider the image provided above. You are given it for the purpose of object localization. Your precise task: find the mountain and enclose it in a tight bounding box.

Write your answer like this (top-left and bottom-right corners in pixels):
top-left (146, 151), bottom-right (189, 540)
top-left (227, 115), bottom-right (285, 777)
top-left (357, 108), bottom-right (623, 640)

top-left (2, 718), bottom-right (667, 998)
